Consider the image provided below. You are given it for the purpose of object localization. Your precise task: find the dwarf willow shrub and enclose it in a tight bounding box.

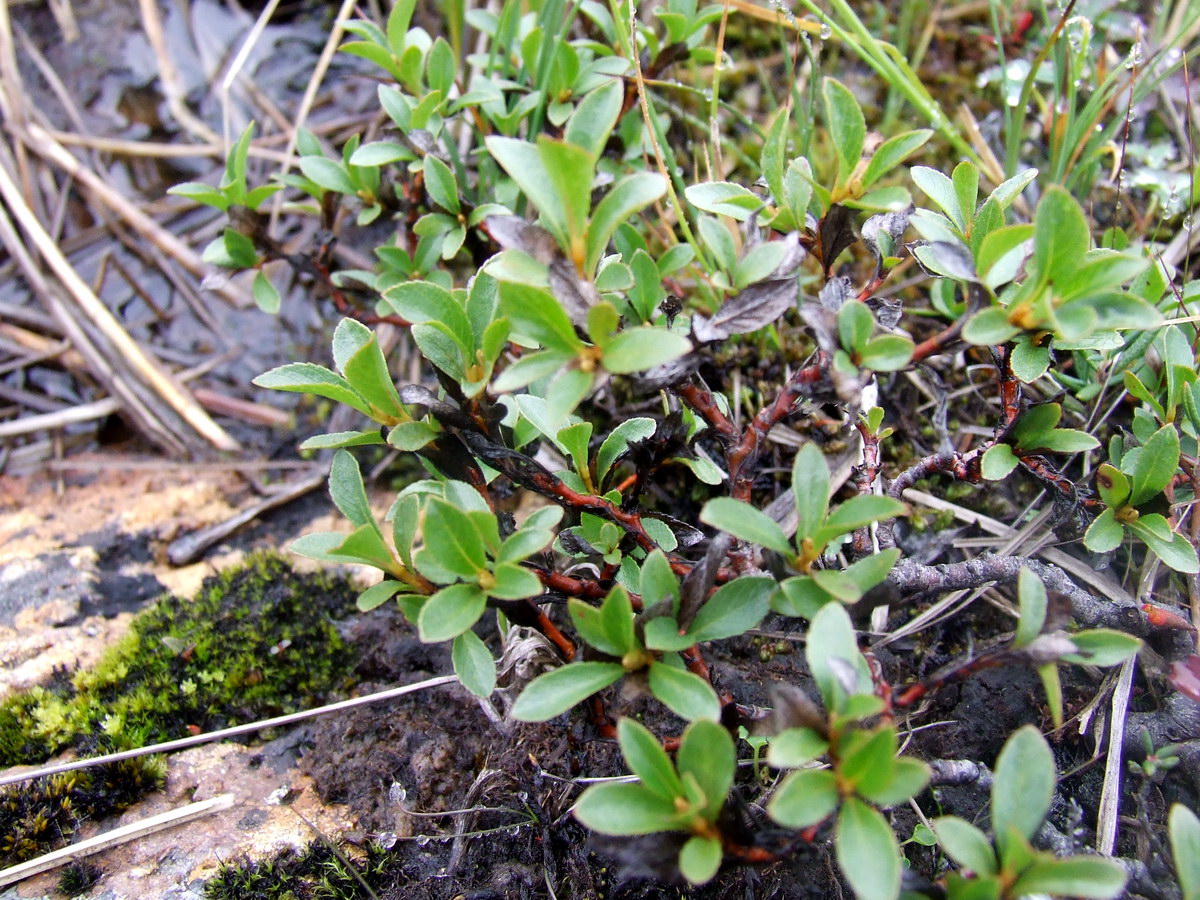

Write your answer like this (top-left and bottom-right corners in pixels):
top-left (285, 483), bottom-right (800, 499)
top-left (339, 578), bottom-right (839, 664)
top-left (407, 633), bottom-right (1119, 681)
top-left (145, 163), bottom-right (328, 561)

top-left (171, 0), bottom-right (1200, 895)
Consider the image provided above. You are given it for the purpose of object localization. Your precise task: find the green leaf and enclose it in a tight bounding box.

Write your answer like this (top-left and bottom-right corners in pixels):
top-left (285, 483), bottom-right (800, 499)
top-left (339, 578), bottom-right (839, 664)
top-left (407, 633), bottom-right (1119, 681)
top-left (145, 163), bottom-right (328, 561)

top-left (679, 835), bottom-right (722, 885)
top-left (977, 224), bottom-right (1034, 286)
top-left (952, 161), bottom-right (979, 224)
top-left (860, 756), bottom-right (930, 807)
top-left (415, 497), bottom-right (489, 580)
top-left (836, 798), bottom-right (901, 900)
top-left (387, 421), bottom-right (440, 451)
top-left (486, 136), bottom-right (568, 251)
top-left (824, 78), bottom-right (866, 181)
top-left (1039, 661), bottom-right (1065, 729)
top-left (418, 583), bottom-right (487, 642)
top-left (497, 524), bottom-right (556, 564)
top-left (356, 580), bottom-right (404, 612)
top-left (511, 661), bottom-right (625, 721)
top-left (912, 166), bottom-right (965, 231)
top-left (639, 550), bottom-right (680, 612)
top-left (844, 549), bottom-right (900, 593)
top-left (1034, 429), bottom-right (1100, 453)
top-left (385, 281), bottom-right (474, 351)
top-left (838, 300), bottom-right (874, 352)
top-left (687, 576), bottom-right (773, 643)
top-left (538, 136), bottom-right (594, 261)
top-left (573, 782), bottom-right (684, 835)
top-left (767, 768), bottom-right (839, 828)
top-left (585, 173), bottom-right (668, 275)
top-left (932, 816), bottom-right (997, 876)
top-left (168, 182), bottom-right (230, 211)
top-left (839, 726), bottom-right (898, 795)
top-left (298, 156), bottom-right (356, 194)
top-left (700, 498), bottom-right (792, 555)
top-left (596, 417), bottom-right (657, 484)
top-left (793, 442), bottom-right (831, 539)
top-left (248, 270), bottom-right (280, 314)
top-left (823, 495), bottom-right (908, 536)
top-left (1010, 340), bottom-right (1051, 383)
top-left (1169, 803), bottom-right (1200, 900)
top-left (569, 585), bottom-right (636, 657)
top-left (1030, 186), bottom-right (1090, 282)
top-left (1130, 520), bottom-right (1199, 574)
top-left (643, 617), bottom-right (694, 652)
top-left (685, 182), bottom-right (763, 222)
top-left (328, 450), bottom-right (376, 530)
top-left (255, 362), bottom-right (376, 420)
top-left (963, 306), bottom-right (1020, 345)
top-left (859, 335), bottom-right (913, 371)
top-left (618, 718), bottom-right (684, 802)
top-left (453, 630), bottom-right (496, 697)
top-left (806, 603), bottom-right (869, 710)
top-left (423, 154), bottom-right (460, 214)
top-left (565, 79), bottom-right (623, 161)
top-left (861, 129), bottom-right (933, 189)
top-left (1083, 507), bottom-right (1124, 554)
top-left (486, 562), bottom-right (542, 600)
top-left (990, 168), bottom-right (1038, 209)
top-left (1060, 629), bottom-right (1142, 667)
top-left (992, 725), bottom-right (1054, 852)
top-left (498, 281), bottom-right (585, 355)
top-left (648, 661), bottom-right (721, 722)
top-left (338, 321), bottom-right (406, 420)
top-left (1015, 567), bottom-right (1047, 648)
top-left (981, 443), bottom-right (1019, 481)
top-left (676, 719), bottom-right (734, 818)
top-left (767, 727), bottom-right (829, 768)
top-left (1010, 857), bottom-right (1127, 899)
top-left (1130, 424), bottom-right (1180, 506)
top-left (601, 327), bottom-right (692, 374)
top-left (349, 141), bottom-right (413, 166)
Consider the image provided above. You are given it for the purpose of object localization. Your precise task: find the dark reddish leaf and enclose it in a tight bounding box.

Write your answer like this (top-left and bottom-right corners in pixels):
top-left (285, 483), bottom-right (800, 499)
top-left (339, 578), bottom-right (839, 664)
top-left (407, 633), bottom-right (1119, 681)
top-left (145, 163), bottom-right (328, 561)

top-left (814, 205), bottom-right (856, 277)
top-left (1168, 655), bottom-right (1200, 703)
top-left (693, 278), bottom-right (799, 342)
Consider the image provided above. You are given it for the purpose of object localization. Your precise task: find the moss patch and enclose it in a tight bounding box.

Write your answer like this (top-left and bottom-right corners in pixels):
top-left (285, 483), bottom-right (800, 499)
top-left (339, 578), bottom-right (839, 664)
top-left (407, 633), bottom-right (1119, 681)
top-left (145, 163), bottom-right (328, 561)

top-left (203, 842), bottom-right (400, 900)
top-left (0, 552), bottom-right (359, 866)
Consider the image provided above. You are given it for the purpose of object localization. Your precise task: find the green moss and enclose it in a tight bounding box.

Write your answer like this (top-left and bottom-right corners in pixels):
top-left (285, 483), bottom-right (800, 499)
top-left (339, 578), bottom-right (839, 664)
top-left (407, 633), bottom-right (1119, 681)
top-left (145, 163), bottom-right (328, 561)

top-left (203, 841), bottom-right (396, 900)
top-left (0, 553), bottom-right (359, 867)
top-left (0, 552), bottom-right (357, 767)
top-left (57, 860), bottom-right (102, 896)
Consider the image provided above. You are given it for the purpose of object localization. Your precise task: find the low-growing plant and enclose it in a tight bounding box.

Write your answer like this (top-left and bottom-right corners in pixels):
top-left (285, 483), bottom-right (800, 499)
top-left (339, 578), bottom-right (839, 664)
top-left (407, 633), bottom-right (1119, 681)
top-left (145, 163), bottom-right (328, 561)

top-left (173, 0), bottom-right (1198, 895)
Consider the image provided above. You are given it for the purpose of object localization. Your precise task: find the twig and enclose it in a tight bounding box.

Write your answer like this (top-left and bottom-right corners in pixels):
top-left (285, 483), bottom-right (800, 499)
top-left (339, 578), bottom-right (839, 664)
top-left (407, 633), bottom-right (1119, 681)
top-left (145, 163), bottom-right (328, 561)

top-left (0, 397), bottom-right (120, 439)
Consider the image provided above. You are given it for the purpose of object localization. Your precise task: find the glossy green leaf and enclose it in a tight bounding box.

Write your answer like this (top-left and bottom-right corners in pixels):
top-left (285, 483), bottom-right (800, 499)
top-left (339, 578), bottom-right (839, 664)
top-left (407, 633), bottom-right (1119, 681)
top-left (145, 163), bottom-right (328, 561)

top-left (701, 498), bottom-right (792, 555)
top-left (423, 154), bottom-right (460, 214)
top-left (859, 335), bottom-right (913, 371)
top-left (511, 661), bottom-right (625, 721)
top-left (859, 756), bottom-right (930, 807)
top-left (486, 562), bottom-right (542, 600)
top-left (569, 585), bottom-right (636, 657)
top-left (1010, 340), bottom-right (1051, 382)
top-left (836, 798), bottom-right (901, 900)
top-left (388, 421), bottom-right (440, 451)
top-left (844, 549), bottom-right (901, 593)
top-left (299, 156), bottom-right (356, 194)
top-left (356, 580), bottom-right (404, 612)
top-left (300, 429), bottom-right (385, 451)
top-left (838, 300), bottom-right (874, 352)
top-left (453, 630), bottom-right (496, 697)
top-left (1129, 518), bottom-right (1200, 574)
top-left (329, 449), bottom-right (376, 530)
top-left (806, 603), bottom-right (869, 709)
top-left (823, 495), bottom-right (908, 536)
top-left (913, 166), bottom-right (965, 232)
top-left (498, 280), bottom-right (584, 355)
top-left (595, 417), bottom-right (656, 484)
top-left (1030, 186), bottom-right (1090, 282)
top-left (773, 576), bottom-right (833, 619)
